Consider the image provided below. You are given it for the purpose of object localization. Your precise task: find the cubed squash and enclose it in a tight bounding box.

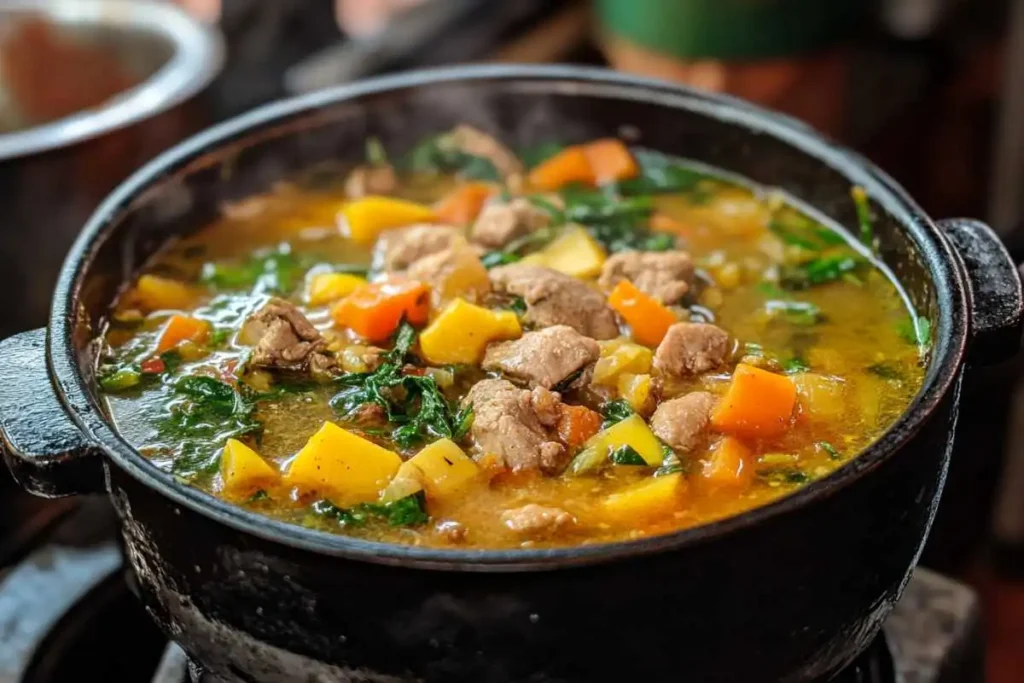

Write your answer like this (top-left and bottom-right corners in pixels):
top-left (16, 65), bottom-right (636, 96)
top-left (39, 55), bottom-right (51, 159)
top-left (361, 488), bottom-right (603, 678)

top-left (341, 196), bottom-right (436, 244)
top-left (617, 373), bottom-right (653, 413)
top-left (156, 315), bottom-right (211, 353)
top-left (307, 272), bottom-right (367, 306)
top-left (517, 225), bottom-right (606, 279)
top-left (574, 414), bottom-right (665, 473)
top-left (134, 275), bottom-right (197, 311)
top-left (593, 340), bottom-right (653, 386)
top-left (792, 372), bottom-right (846, 422)
top-left (284, 422), bottom-right (403, 504)
top-left (602, 473), bottom-right (687, 523)
top-left (419, 298), bottom-right (521, 365)
top-left (701, 437), bottom-right (753, 490)
top-left (711, 364), bottom-right (797, 439)
top-left (221, 439), bottom-right (280, 498)
top-left (408, 438), bottom-right (480, 500)
top-left (379, 461), bottom-right (425, 503)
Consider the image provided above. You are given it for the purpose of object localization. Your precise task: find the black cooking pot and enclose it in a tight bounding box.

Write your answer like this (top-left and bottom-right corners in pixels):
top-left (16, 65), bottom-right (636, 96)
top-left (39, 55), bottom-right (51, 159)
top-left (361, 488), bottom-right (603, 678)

top-left (0, 66), bottom-right (1020, 683)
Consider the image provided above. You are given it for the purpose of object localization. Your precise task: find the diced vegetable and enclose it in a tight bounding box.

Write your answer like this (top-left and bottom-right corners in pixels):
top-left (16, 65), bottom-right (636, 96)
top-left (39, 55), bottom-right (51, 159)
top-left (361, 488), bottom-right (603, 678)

top-left (156, 315), bottom-right (211, 354)
top-left (307, 272), bottom-right (367, 306)
top-left (583, 138), bottom-right (639, 184)
top-left (434, 182), bottom-right (494, 225)
top-left (608, 280), bottom-right (678, 347)
top-left (568, 414), bottom-right (665, 475)
top-left (285, 422), bottom-right (403, 504)
top-left (406, 438), bottom-right (480, 500)
top-left (602, 473), bottom-right (687, 523)
top-left (527, 146), bottom-right (595, 191)
top-left (332, 278), bottom-right (430, 343)
top-left (792, 372), bottom-right (846, 422)
top-left (617, 372), bottom-right (653, 413)
top-left (421, 242), bottom-right (491, 305)
top-left (221, 438), bottom-right (280, 498)
top-left (99, 368), bottom-right (141, 392)
top-left (379, 461), bottom-right (425, 503)
top-left (593, 339), bottom-right (653, 386)
top-left (519, 225), bottom-right (607, 279)
top-left (711, 364), bottom-right (797, 439)
top-left (341, 196), bottom-right (436, 244)
top-left (701, 437), bottom-right (753, 489)
top-left (418, 298), bottom-right (521, 365)
top-left (556, 404), bottom-right (603, 450)
top-left (134, 275), bottom-right (198, 311)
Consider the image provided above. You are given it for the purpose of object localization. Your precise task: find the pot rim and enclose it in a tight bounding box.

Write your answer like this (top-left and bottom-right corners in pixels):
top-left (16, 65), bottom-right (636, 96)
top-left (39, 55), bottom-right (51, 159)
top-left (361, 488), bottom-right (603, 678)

top-left (0, 0), bottom-right (225, 161)
top-left (48, 64), bottom-right (969, 571)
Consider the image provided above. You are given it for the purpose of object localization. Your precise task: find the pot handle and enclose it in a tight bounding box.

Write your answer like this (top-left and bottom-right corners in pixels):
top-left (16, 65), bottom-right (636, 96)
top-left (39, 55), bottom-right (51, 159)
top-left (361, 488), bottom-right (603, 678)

top-left (0, 328), bottom-right (104, 497)
top-left (938, 218), bottom-right (1024, 365)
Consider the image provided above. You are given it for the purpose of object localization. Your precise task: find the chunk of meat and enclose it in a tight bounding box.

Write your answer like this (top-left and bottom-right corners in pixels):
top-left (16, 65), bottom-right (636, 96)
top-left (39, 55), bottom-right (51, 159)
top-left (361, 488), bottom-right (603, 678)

top-left (344, 164), bottom-right (397, 198)
top-left (501, 504), bottom-right (576, 536)
top-left (449, 125), bottom-right (524, 178)
top-left (240, 298), bottom-right (335, 373)
top-left (530, 386), bottom-right (563, 427)
top-left (375, 224), bottom-right (463, 272)
top-left (650, 392), bottom-right (718, 453)
top-left (599, 250), bottom-right (695, 304)
top-left (483, 326), bottom-right (599, 390)
top-left (406, 242), bottom-right (490, 304)
top-left (490, 264), bottom-right (619, 340)
top-left (653, 322), bottom-right (731, 377)
top-left (469, 198), bottom-right (550, 249)
top-left (463, 379), bottom-right (566, 473)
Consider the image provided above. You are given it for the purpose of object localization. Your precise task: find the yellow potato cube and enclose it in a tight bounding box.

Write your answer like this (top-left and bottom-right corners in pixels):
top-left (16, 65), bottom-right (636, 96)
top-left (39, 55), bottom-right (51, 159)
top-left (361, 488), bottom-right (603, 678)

top-left (593, 341), bottom-right (653, 386)
top-left (285, 422), bottom-right (402, 504)
top-left (408, 438), bottom-right (479, 500)
top-left (419, 298), bottom-right (521, 365)
top-left (519, 225), bottom-right (606, 279)
top-left (220, 439), bottom-right (280, 498)
top-left (584, 414), bottom-right (665, 467)
top-left (341, 196), bottom-right (436, 244)
top-left (603, 473), bottom-right (687, 523)
top-left (617, 373), bottom-right (653, 413)
top-left (792, 372), bottom-right (847, 422)
top-left (307, 272), bottom-right (367, 306)
top-left (134, 275), bottom-right (197, 311)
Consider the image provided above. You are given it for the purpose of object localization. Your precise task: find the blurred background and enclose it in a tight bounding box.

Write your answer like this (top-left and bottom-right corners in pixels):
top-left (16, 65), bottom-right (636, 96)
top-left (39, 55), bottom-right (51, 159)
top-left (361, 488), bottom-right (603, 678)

top-left (2, 0), bottom-right (1024, 681)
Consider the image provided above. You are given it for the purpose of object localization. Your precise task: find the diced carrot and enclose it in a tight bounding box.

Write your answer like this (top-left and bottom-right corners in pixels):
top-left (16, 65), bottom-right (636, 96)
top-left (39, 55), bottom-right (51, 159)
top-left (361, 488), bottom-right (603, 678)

top-left (583, 138), bottom-right (639, 184)
top-left (527, 145), bottom-right (595, 191)
top-left (701, 437), bottom-right (754, 489)
top-left (331, 278), bottom-right (430, 342)
top-left (156, 315), bottom-right (211, 353)
top-left (711, 364), bottom-right (797, 439)
top-left (556, 404), bottom-right (603, 449)
top-left (140, 357), bottom-right (166, 375)
top-left (607, 280), bottom-right (677, 347)
top-left (434, 183), bottom-right (494, 225)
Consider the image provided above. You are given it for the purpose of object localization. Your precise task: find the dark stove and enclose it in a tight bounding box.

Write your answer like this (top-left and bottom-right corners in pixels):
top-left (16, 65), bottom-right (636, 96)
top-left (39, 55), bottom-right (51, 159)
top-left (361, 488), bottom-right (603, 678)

top-left (0, 497), bottom-right (983, 683)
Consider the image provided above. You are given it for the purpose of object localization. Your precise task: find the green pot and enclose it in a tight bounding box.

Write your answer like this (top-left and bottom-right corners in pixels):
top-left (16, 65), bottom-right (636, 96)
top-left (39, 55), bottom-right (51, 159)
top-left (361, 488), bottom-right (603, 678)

top-left (596, 0), bottom-right (863, 60)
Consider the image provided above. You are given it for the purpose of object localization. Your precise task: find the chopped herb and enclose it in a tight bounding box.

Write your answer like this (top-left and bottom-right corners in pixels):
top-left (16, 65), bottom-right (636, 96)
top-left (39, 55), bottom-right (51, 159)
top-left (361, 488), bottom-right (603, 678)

top-left (765, 300), bottom-right (823, 326)
top-left (404, 132), bottom-right (500, 181)
top-left (520, 142), bottom-right (564, 169)
top-left (851, 186), bottom-right (874, 249)
top-left (866, 362), bottom-right (903, 381)
top-left (600, 399), bottom-right (634, 429)
top-left (159, 350), bottom-right (184, 374)
top-left (311, 492), bottom-right (429, 528)
top-left (816, 441), bottom-right (841, 460)
top-left (98, 367), bottom-right (142, 392)
top-left (247, 489), bottom-right (270, 503)
top-left (757, 468), bottom-right (811, 486)
top-left (780, 254), bottom-right (862, 290)
top-left (610, 444), bottom-right (648, 466)
top-left (366, 136), bottom-right (388, 165)
top-left (743, 342), bottom-right (765, 357)
top-left (507, 296), bottom-right (528, 317)
top-left (209, 327), bottom-right (232, 347)
top-left (481, 250), bottom-right (521, 269)
top-left (616, 150), bottom-right (713, 196)
top-left (452, 405), bottom-right (474, 441)
top-left (201, 244), bottom-right (313, 296)
top-left (781, 357), bottom-right (810, 373)
top-left (896, 315), bottom-right (931, 351)
top-left (654, 463), bottom-right (685, 477)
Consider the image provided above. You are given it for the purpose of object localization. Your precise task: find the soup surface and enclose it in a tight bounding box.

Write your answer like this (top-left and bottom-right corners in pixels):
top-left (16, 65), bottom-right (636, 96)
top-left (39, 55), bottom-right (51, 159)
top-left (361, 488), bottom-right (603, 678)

top-left (97, 127), bottom-right (929, 548)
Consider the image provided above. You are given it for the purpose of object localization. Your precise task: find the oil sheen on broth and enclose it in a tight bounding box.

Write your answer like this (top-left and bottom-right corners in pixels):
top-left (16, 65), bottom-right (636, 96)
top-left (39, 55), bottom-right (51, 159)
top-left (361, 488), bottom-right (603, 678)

top-left (97, 127), bottom-right (928, 549)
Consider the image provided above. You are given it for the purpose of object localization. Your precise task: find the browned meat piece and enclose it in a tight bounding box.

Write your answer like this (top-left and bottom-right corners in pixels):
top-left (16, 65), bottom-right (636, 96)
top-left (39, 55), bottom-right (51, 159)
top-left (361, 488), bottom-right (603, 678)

top-left (650, 392), bottom-right (718, 453)
top-left (653, 322), bottom-right (731, 377)
top-left (375, 224), bottom-right (463, 272)
top-left (530, 386), bottom-right (562, 427)
top-left (240, 298), bottom-right (335, 373)
top-left (490, 264), bottom-right (619, 340)
top-left (344, 164), bottom-right (397, 198)
top-left (449, 125), bottom-right (524, 178)
top-left (483, 326), bottom-right (599, 390)
top-left (500, 504), bottom-right (576, 536)
top-left (406, 242), bottom-right (490, 304)
top-left (469, 198), bottom-right (549, 249)
top-left (463, 379), bottom-right (567, 473)
top-left (599, 250), bottom-right (695, 304)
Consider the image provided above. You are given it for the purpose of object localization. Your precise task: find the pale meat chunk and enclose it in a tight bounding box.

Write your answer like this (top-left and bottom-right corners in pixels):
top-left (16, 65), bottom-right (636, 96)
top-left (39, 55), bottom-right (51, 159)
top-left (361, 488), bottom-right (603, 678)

top-left (406, 242), bottom-right (490, 304)
top-left (490, 264), bottom-right (619, 340)
top-left (449, 124), bottom-right (524, 178)
top-left (501, 504), bottom-right (576, 536)
top-left (653, 322), bottom-right (731, 377)
top-left (375, 224), bottom-right (463, 272)
top-left (463, 379), bottom-right (566, 473)
top-left (344, 164), bottom-right (397, 198)
top-left (598, 250), bottom-right (695, 304)
top-left (650, 392), bottom-right (718, 453)
top-left (470, 198), bottom-right (550, 249)
top-left (483, 326), bottom-right (599, 390)
top-left (240, 298), bottom-right (335, 373)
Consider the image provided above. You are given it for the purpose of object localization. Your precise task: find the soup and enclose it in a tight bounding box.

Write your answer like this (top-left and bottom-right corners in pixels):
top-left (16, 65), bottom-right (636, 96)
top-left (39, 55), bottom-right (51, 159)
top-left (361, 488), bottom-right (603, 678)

top-left (96, 126), bottom-right (928, 549)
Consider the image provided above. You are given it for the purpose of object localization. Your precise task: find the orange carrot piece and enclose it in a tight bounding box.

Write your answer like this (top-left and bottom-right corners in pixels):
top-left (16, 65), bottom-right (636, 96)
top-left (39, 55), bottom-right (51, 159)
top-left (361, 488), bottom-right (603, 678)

top-left (701, 437), bottom-right (754, 489)
top-left (527, 145), bottom-right (595, 191)
top-left (608, 280), bottom-right (677, 347)
top-left (331, 278), bottom-right (430, 342)
top-left (583, 138), bottom-right (639, 184)
top-left (711, 364), bottom-right (797, 439)
top-left (156, 315), bottom-right (211, 353)
top-left (434, 183), bottom-right (494, 225)
top-left (556, 404), bottom-right (603, 449)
